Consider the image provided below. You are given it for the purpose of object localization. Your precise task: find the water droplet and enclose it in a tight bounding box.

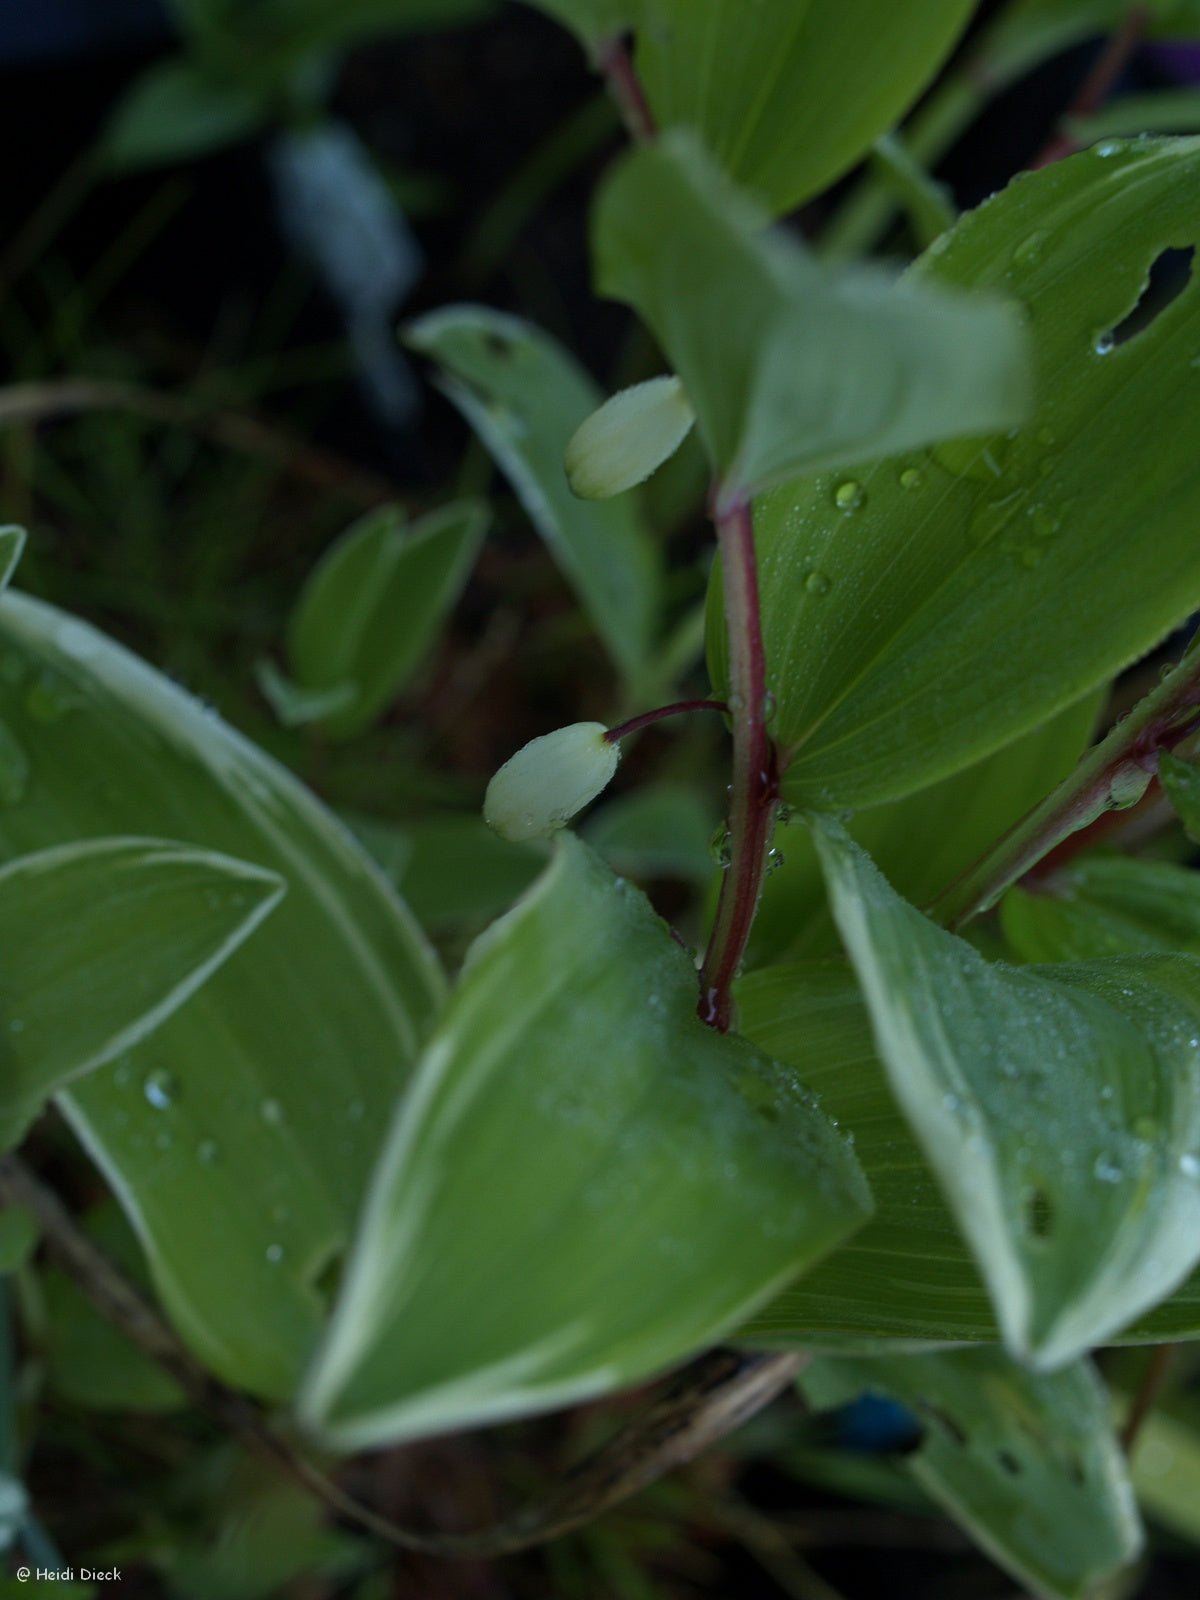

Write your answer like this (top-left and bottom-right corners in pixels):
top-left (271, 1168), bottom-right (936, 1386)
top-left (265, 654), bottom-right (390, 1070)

top-left (765, 848), bottom-right (786, 878)
top-left (197, 1139), bottom-right (221, 1165)
top-left (1094, 332), bottom-right (1114, 356)
top-left (1018, 544), bottom-right (1044, 568)
top-left (804, 569), bottom-right (831, 596)
top-left (0, 722), bottom-right (29, 808)
top-left (1180, 1153), bottom-right (1200, 1179)
top-left (833, 480), bottom-right (864, 513)
top-left (143, 1069), bottom-right (177, 1111)
top-left (1095, 139), bottom-right (1125, 158)
top-left (265, 1243), bottom-right (285, 1265)
top-left (761, 690), bottom-right (777, 723)
top-left (1109, 760), bottom-right (1151, 810)
top-left (1094, 1154), bottom-right (1124, 1184)
top-left (24, 671), bottom-right (79, 724)
top-left (1031, 507), bottom-right (1061, 540)
top-left (260, 1097), bottom-right (284, 1127)
top-left (647, 992), bottom-right (666, 1017)
top-left (899, 467), bottom-right (922, 491)
top-left (1013, 230), bottom-right (1047, 267)
top-left (709, 825), bottom-right (732, 868)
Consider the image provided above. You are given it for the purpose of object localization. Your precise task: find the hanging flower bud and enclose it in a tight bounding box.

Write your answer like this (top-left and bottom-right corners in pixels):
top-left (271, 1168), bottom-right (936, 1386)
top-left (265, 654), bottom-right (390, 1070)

top-left (565, 375), bottom-right (695, 500)
top-left (484, 722), bottom-right (620, 841)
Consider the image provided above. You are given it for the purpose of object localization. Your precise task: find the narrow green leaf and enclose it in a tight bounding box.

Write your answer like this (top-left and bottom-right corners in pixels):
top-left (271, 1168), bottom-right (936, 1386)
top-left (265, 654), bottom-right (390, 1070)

top-left (0, 531), bottom-right (24, 595)
top-left (0, 593), bottom-right (444, 1399)
top-left (595, 134), bottom-right (1029, 497)
top-left (254, 660), bottom-right (356, 729)
top-left (1161, 751), bottom-right (1200, 841)
top-left (747, 138), bottom-right (1200, 810)
top-left (286, 500), bottom-right (487, 739)
top-left (0, 838), bottom-right (283, 1150)
top-left (749, 693), bottom-right (1101, 966)
top-left (405, 306), bottom-right (662, 688)
top-left (101, 59), bottom-right (268, 170)
top-left (633, 0), bottom-right (976, 214)
top-left (802, 1350), bottom-right (1141, 1599)
top-left (300, 834), bottom-right (869, 1449)
top-left (1002, 856), bottom-right (1200, 964)
top-left (813, 818), bottom-right (1200, 1369)
top-left (1068, 88), bottom-right (1200, 143)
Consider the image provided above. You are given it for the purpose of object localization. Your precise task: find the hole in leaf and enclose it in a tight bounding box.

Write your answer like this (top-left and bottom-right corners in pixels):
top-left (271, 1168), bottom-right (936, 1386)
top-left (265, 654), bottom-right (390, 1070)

top-left (1023, 1186), bottom-right (1055, 1240)
top-left (1098, 245), bottom-right (1195, 351)
top-left (996, 1448), bottom-right (1022, 1476)
top-left (915, 1398), bottom-right (968, 1446)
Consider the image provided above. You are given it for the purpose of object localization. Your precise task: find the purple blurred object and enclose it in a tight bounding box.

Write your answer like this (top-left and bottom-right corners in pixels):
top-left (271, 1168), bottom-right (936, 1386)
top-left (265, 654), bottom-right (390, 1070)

top-left (1150, 42), bottom-right (1200, 82)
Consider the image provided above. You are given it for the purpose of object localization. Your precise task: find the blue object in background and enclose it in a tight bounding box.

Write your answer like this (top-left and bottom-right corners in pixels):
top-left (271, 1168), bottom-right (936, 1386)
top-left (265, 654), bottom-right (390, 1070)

top-left (0, 0), bottom-right (166, 65)
top-left (835, 1393), bottom-right (924, 1455)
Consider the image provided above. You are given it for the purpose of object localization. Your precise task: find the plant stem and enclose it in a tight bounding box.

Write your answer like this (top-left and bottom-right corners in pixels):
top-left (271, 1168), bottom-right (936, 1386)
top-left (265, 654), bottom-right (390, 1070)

top-left (0, 1152), bottom-right (803, 1557)
top-left (1030, 4), bottom-right (1149, 168)
top-left (606, 699), bottom-right (728, 744)
top-left (930, 636), bottom-right (1200, 928)
top-left (593, 35), bottom-right (657, 144)
top-left (698, 490), bottom-right (777, 1032)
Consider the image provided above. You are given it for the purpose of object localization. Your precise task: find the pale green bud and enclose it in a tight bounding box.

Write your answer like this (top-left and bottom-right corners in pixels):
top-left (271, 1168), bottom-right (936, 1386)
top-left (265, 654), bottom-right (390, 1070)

top-left (565, 376), bottom-right (695, 500)
top-left (484, 722), bottom-right (620, 841)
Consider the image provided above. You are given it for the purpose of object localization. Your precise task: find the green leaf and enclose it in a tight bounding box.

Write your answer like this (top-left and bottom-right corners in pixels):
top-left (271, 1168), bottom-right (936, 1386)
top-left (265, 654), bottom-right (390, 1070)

top-left (1002, 856), bottom-right (1200, 964)
top-left (1068, 88), bottom-right (1200, 143)
top-left (802, 1350), bottom-right (1141, 1599)
top-left (406, 307), bottom-right (662, 689)
top-left (632, 0), bottom-right (976, 214)
top-left (0, 593), bottom-right (444, 1399)
top-left (1130, 1406), bottom-right (1200, 1543)
top-left (286, 500), bottom-right (487, 739)
top-left (347, 812), bottom-right (547, 932)
top-left (0, 531), bottom-right (23, 595)
top-left (1161, 751), bottom-right (1200, 841)
top-left (101, 60), bottom-right (268, 170)
top-left (595, 134), bottom-right (1030, 498)
top-left (253, 660), bottom-right (356, 730)
top-left (299, 834), bottom-right (869, 1449)
top-left (520, 0), bottom-right (632, 48)
top-left (0, 1210), bottom-right (36, 1274)
top-left (812, 818), bottom-right (1200, 1369)
top-left (736, 962), bottom-right (1200, 1350)
top-left (0, 838), bottom-right (283, 1150)
top-left (583, 782), bottom-right (717, 883)
top-left (747, 139), bottom-right (1200, 811)
top-left (749, 693), bottom-right (1101, 966)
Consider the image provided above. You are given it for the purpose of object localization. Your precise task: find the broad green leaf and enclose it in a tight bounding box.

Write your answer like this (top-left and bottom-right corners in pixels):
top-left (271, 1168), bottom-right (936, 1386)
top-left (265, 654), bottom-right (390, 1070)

top-left (595, 134), bottom-right (1029, 498)
top-left (565, 376), bottom-right (695, 500)
top-left (101, 60), bottom-right (268, 170)
top-left (286, 500), bottom-right (487, 739)
top-left (300, 834), bottom-right (869, 1449)
top-left (746, 139), bottom-right (1200, 810)
top-left (1002, 856), bottom-right (1200, 964)
top-left (0, 838), bottom-right (283, 1150)
top-left (749, 693), bottom-right (1101, 966)
top-left (0, 593), bottom-right (444, 1399)
top-left (632, 0), bottom-right (976, 214)
top-left (802, 1350), bottom-right (1141, 1599)
top-left (1162, 751), bottom-right (1200, 841)
top-left (521, 0), bottom-right (632, 48)
top-left (405, 307), bottom-right (661, 688)
top-left (737, 962), bottom-right (1200, 1350)
top-left (813, 819), bottom-right (1200, 1369)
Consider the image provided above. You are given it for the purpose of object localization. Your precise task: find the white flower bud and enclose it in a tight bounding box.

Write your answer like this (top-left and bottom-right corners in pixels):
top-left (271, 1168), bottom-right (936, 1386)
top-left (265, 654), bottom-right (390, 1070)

top-left (565, 376), bottom-right (695, 500)
top-left (484, 722), bottom-right (620, 841)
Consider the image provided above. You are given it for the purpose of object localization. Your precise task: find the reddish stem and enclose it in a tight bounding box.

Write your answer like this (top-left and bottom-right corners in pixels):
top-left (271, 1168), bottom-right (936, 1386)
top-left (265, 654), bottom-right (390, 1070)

top-left (593, 35), bottom-right (657, 143)
top-left (1029, 5), bottom-right (1148, 169)
top-left (698, 490), bottom-right (777, 1032)
top-left (606, 699), bottom-right (728, 744)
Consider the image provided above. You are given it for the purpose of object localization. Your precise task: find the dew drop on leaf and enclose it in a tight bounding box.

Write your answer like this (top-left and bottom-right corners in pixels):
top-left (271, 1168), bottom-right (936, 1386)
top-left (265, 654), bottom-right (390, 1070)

top-left (804, 570), bottom-right (832, 596)
top-left (833, 480), bottom-right (864, 513)
top-left (899, 467), bottom-right (922, 491)
top-left (260, 1097), bottom-right (285, 1127)
top-left (143, 1069), bottom-right (177, 1111)
top-left (197, 1139), bottom-right (221, 1166)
